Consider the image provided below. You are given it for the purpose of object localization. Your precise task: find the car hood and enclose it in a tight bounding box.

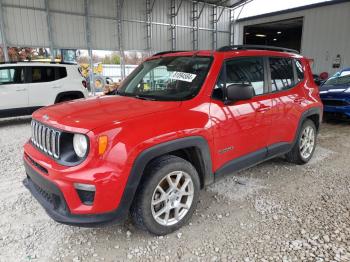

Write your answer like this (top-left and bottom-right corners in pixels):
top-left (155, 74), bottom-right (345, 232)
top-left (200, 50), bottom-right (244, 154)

top-left (33, 95), bottom-right (182, 133)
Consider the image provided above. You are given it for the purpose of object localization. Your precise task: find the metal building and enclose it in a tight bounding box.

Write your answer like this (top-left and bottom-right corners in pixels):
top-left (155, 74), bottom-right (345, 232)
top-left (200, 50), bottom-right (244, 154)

top-left (0, 0), bottom-right (250, 59)
top-left (0, 0), bottom-right (252, 81)
top-left (233, 0), bottom-right (350, 75)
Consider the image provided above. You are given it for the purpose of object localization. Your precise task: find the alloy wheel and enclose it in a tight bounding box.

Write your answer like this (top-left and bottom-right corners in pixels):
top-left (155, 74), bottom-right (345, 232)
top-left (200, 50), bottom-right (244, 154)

top-left (151, 171), bottom-right (194, 226)
top-left (299, 125), bottom-right (315, 159)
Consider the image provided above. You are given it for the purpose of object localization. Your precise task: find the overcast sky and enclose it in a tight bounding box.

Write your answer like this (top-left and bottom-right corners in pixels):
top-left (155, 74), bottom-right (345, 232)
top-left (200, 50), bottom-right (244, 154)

top-left (237, 0), bottom-right (332, 19)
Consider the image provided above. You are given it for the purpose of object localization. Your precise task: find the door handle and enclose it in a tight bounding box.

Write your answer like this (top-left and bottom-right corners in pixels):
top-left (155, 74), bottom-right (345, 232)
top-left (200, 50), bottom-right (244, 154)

top-left (16, 88), bottom-right (26, 92)
top-left (256, 105), bottom-right (271, 112)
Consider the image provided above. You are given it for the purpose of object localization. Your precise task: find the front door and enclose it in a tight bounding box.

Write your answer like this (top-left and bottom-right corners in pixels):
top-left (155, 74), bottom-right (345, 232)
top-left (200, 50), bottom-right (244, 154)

top-left (210, 56), bottom-right (273, 172)
top-left (0, 66), bottom-right (27, 110)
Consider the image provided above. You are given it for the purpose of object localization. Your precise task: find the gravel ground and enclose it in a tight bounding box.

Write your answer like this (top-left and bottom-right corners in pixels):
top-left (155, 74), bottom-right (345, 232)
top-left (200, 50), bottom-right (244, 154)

top-left (0, 117), bottom-right (350, 262)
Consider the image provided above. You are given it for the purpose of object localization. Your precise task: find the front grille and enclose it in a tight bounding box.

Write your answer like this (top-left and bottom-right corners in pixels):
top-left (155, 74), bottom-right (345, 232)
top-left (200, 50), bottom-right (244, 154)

top-left (322, 99), bottom-right (349, 107)
top-left (31, 120), bottom-right (61, 159)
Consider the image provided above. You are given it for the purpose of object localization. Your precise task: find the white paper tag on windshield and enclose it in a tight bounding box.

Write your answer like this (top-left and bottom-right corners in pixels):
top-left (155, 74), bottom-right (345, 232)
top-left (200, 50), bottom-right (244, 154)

top-left (170, 71), bottom-right (197, 82)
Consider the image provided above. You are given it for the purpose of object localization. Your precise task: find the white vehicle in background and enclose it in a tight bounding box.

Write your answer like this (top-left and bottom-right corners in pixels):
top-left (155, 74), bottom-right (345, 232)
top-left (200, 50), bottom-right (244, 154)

top-left (0, 62), bottom-right (88, 118)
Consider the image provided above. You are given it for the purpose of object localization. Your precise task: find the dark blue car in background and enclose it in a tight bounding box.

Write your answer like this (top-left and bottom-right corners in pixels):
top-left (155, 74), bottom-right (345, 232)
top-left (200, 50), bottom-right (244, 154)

top-left (320, 68), bottom-right (350, 119)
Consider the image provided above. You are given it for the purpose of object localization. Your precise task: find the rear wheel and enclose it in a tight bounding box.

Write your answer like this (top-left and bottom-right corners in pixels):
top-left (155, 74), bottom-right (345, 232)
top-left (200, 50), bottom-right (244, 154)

top-left (130, 155), bottom-right (200, 235)
top-left (285, 119), bottom-right (317, 164)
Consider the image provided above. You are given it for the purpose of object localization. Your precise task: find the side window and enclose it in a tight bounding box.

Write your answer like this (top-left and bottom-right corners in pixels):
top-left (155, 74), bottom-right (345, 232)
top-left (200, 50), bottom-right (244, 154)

top-left (31, 66), bottom-right (60, 83)
top-left (31, 67), bottom-right (43, 83)
top-left (0, 67), bottom-right (24, 85)
top-left (269, 57), bottom-right (294, 91)
top-left (295, 59), bottom-right (304, 82)
top-left (55, 67), bottom-right (67, 80)
top-left (45, 67), bottom-right (55, 82)
top-left (212, 57), bottom-right (265, 100)
top-left (226, 57), bottom-right (265, 96)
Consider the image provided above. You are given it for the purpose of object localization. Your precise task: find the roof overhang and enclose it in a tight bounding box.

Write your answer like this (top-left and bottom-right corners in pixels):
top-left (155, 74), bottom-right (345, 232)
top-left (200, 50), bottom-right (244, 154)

top-left (197, 0), bottom-right (251, 8)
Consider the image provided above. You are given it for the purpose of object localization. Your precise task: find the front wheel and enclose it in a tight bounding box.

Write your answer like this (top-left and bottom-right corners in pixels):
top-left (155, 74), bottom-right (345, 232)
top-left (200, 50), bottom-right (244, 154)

top-left (285, 119), bottom-right (317, 164)
top-left (130, 155), bottom-right (200, 235)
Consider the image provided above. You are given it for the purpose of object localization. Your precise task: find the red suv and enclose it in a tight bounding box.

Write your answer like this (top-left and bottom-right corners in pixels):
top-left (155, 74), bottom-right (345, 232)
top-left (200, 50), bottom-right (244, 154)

top-left (23, 45), bottom-right (322, 235)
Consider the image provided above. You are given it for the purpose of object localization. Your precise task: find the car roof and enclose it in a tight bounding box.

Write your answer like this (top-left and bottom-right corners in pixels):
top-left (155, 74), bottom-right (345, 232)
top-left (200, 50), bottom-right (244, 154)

top-left (0, 62), bottom-right (77, 67)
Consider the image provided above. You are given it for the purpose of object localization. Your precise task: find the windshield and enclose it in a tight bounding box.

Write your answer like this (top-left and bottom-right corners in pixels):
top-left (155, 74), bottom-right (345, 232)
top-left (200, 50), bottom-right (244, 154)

top-left (324, 73), bottom-right (350, 86)
top-left (116, 56), bottom-right (212, 101)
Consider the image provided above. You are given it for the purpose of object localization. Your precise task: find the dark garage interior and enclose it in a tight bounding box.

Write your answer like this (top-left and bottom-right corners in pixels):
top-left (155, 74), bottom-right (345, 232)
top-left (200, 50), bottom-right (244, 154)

top-left (243, 17), bottom-right (303, 52)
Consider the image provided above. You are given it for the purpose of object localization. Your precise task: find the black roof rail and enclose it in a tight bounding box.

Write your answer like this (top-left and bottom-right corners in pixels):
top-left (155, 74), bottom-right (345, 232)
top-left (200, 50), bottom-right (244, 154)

top-left (0, 61), bottom-right (77, 65)
top-left (217, 45), bottom-right (299, 54)
top-left (152, 50), bottom-right (188, 56)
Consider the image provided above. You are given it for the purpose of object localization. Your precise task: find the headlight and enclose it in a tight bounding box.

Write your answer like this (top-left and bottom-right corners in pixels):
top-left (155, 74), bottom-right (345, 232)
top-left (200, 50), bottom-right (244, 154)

top-left (73, 134), bottom-right (88, 158)
top-left (345, 88), bottom-right (350, 93)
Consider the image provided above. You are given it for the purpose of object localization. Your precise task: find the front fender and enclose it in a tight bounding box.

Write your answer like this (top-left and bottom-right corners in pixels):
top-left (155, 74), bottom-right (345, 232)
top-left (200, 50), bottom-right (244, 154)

top-left (116, 136), bottom-right (214, 212)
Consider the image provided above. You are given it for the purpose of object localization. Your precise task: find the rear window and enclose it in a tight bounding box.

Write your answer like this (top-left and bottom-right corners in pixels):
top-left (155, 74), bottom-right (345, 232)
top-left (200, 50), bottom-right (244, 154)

top-left (269, 57), bottom-right (294, 92)
top-left (30, 66), bottom-right (67, 83)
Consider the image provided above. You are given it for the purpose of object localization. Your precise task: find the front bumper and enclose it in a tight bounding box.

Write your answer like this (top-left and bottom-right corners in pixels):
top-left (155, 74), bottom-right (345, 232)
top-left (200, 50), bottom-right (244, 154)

top-left (23, 154), bottom-right (129, 226)
top-left (321, 95), bottom-right (350, 117)
top-left (322, 104), bottom-right (350, 117)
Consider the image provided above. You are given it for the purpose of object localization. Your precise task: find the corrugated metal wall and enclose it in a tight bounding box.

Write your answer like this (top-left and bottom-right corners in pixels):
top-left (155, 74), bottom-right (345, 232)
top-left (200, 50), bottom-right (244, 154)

top-left (234, 1), bottom-right (350, 74)
top-left (0, 0), bottom-right (232, 52)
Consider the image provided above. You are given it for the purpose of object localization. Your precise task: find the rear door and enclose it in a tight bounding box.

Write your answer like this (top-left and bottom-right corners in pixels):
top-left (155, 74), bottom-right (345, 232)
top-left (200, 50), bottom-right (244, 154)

top-left (0, 66), bottom-right (27, 110)
top-left (210, 56), bottom-right (274, 171)
top-left (27, 66), bottom-right (65, 107)
top-left (266, 57), bottom-right (306, 149)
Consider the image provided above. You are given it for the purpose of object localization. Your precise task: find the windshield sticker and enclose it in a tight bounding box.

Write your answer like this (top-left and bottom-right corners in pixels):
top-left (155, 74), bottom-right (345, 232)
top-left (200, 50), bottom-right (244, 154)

top-left (170, 71), bottom-right (197, 82)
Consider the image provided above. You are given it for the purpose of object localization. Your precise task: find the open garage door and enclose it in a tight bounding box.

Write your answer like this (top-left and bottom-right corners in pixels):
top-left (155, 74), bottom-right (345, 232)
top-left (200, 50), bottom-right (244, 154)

top-left (243, 17), bottom-right (303, 52)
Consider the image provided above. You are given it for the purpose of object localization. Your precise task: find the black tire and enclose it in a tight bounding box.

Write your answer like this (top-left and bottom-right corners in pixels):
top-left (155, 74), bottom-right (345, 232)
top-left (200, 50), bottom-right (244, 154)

top-left (130, 155), bottom-right (200, 235)
top-left (285, 119), bottom-right (317, 165)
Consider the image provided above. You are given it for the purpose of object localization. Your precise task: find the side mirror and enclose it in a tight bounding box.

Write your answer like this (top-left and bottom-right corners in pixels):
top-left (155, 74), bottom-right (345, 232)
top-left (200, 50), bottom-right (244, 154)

top-left (226, 83), bottom-right (254, 102)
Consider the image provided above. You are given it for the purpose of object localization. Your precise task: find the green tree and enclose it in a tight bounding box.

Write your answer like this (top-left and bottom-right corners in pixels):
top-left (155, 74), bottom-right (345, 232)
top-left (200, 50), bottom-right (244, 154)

top-left (102, 52), bottom-right (121, 64)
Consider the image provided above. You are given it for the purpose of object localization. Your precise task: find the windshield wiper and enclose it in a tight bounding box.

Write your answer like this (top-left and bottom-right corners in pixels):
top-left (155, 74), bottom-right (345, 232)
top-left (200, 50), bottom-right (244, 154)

top-left (134, 95), bottom-right (156, 101)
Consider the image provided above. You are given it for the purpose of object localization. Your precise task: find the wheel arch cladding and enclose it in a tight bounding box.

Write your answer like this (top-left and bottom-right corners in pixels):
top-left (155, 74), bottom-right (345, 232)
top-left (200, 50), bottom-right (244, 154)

top-left (293, 107), bottom-right (322, 146)
top-left (301, 107), bottom-right (322, 131)
top-left (306, 113), bottom-right (320, 131)
top-left (121, 136), bottom-right (214, 211)
top-left (55, 91), bottom-right (85, 103)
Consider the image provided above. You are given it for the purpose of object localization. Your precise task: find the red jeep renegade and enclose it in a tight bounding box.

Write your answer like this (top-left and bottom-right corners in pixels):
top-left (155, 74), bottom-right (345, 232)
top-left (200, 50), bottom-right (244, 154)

top-left (23, 45), bottom-right (322, 235)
